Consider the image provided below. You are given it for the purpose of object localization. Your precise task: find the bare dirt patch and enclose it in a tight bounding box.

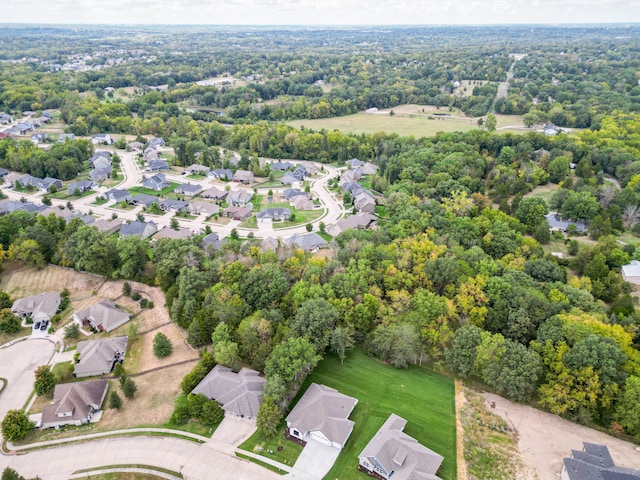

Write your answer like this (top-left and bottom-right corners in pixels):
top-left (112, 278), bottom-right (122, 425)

top-left (1, 264), bottom-right (104, 300)
top-left (482, 392), bottom-right (640, 479)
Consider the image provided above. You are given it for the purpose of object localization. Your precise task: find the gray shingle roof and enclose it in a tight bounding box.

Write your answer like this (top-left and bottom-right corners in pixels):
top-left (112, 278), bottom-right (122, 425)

top-left (192, 365), bottom-right (266, 419)
top-left (73, 300), bottom-right (130, 333)
top-left (286, 383), bottom-right (358, 447)
top-left (12, 291), bottom-right (60, 322)
top-left (562, 443), bottom-right (640, 480)
top-left (74, 336), bottom-right (128, 377)
top-left (285, 233), bottom-right (327, 251)
top-left (41, 379), bottom-right (108, 428)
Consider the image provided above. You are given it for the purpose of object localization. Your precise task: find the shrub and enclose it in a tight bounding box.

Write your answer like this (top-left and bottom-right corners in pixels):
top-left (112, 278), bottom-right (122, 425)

top-left (33, 365), bottom-right (56, 397)
top-left (1, 410), bottom-right (33, 441)
top-left (113, 362), bottom-right (125, 377)
top-left (109, 391), bottom-right (123, 410)
top-left (122, 282), bottom-right (132, 297)
top-left (121, 377), bottom-right (137, 399)
top-left (188, 393), bottom-right (208, 418)
top-left (131, 291), bottom-right (141, 301)
top-left (170, 403), bottom-right (190, 425)
top-left (64, 322), bottom-right (80, 340)
top-left (200, 400), bottom-right (224, 426)
top-left (153, 332), bottom-right (173, 358)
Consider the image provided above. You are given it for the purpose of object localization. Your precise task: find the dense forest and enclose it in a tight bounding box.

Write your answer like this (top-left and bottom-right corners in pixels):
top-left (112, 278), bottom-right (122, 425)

top-left (1, 25), bottom-right (640, 443)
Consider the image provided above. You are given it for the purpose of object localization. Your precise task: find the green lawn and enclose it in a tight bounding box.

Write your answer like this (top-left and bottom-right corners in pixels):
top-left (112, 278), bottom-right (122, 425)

top-left (239, 422), bottom-right (304, 468)
top-left (129, 182), bottom-right (180, 197)
top-left (302, 349), bottom-right (456, 480)
top-left (273, 209), bottom-right (324, 229)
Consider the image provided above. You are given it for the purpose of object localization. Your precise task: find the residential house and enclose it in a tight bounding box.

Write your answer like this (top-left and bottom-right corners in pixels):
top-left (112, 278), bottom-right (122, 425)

top-left (281, 172), bottom-right (300, 186)
top-left (89, 152), bottom-right (111, 170)
top-left (341, 169), bottom-right (362, 184)
top-left (209, 169), bottom-right (233, 181)
top-left (17, 175), bottom-right (41, 189)
top-left (105, 188), bottom-right (132, 204)
top-left (269, 161), bottom-right (294, 172)
top-left (41, 379), bottom-right (109, 429)
top-left (327, 213), bottom-right (376, 237)
top-left (293, 166), bottom-right (308, 180)
top-left (360, 162), bottom-right (378, 176)
top-left (147, 137), bottom-right (165, 149)
top-left (286, 383), bottom-right (358, 449)
top-left (0, 199), bottom-right (46, 216)
top-left (39, 177), bottom-right (63, 193)
top-left (543, 124), bottom-right (561, 136)
top-left (127, 141), bottom-right (144, 152)
top-left (41, 206), bottom-right (75, 222)
top-left (12, 291), bottom-right (61, 323)
top-left (560, 443), bottom-right (640, 480)
top-left (93, 218), bottom-right (122, 235)
top-left (174, 184), bottom-right (203, 197)
top-left (3, 172), bottom-right (21, 187)
top-left (191, 365), bottom-right (267, 421)
top-left (148, 159), bottom-right (169, 172)
top-left (358, 414), bottom-right (444, 480)
top-left (0, 113), bottom-right (13, 125)
top-left (202, 232), bottom-right (222, 252)
top-left (74, 336), bottom-right (128, 378)
top-left (228, 190), bottom-right (253, 207)
top-left (91, 134), bottom-right (114, 145)
top-left (131, 194), bottom-right (159, 208)
top-left (73, 299), bottom-right (130, 333)
top-left (354, 192), bottom-right (376, 214)
top-left (233, 170), bottom-right (254, 184)
top-left (257, 207), bottom-right (290, 223)
top-left (143, 148), bottom-right (160, 162)
top-left (260, 237), bottom-right (279, 253)
top-left (142, 173), bottom-right (168, 191)
top-left (185, 164), bottom-right (211, 175)
top-left (0, 168), bottom-right (8, 178)
top-left (68, 180), bottom-right (95, 195)
top-left (282, 188), bottom-right (307, 201)
top-left (159, 198), bottom-right (188, 212)
top-left (90, 166), bottom-right (112, 183)
top-left (346, 158), bottom-right (364, 168)
top-left (188, 202), bottom-right (219, 216)
top-left (285, 233), bottom-right (328, 252)
top-left (223, 206), bottom-right (252, 221)
top-left (622, 260), bottom-right (640, 285)
top-left (545, 212), bottom-right (587, 233)
top-left (153, 227), bottom-right (193, 241)
top-left (290, 195), bottom-right (314, 211)
top-left (30, 132), bottom-right (48, 144)
top-left (120, 221), bottom-right (158, 239)
top-left (201, 186), bottom-right (228, 202)
top-left (57, 133), bottom-right (75, 143)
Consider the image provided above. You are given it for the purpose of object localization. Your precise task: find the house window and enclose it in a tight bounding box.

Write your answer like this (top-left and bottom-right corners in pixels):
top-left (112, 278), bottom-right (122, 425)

top-left (293, 429), bottom-right (300, 437)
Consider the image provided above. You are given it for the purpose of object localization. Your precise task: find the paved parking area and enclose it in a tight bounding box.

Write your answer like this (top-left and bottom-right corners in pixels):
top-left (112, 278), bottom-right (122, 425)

top-left (210, 416), bottom-right (256, 446)
top-left (287, 439), bottom-right (340, 480)
top-left (0, 338), bottom-right (55, 419)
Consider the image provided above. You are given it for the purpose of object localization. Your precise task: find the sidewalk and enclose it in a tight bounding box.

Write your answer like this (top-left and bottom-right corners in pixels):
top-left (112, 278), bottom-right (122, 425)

top-left (235, 448), bottom-right (292, 473)
top-left (68, 467), bottom-right (181, 480)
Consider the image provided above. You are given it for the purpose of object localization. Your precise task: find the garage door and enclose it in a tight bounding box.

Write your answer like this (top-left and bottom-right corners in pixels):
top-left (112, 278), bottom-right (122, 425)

top-left (310, 431), bottom-right (332, 447)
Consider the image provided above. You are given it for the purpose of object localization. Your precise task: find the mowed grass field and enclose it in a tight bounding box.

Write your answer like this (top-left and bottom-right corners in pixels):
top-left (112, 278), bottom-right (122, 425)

top-left (298, 349), bottom-right (456, 480)
top-left (287, 105), bottom-right (525, 138)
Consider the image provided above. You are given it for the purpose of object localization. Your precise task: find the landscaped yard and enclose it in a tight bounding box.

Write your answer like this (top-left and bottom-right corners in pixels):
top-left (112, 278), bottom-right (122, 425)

top-left (273, 209), bottom-right (324, 229)
top-left (239, 422), bottom-right (304, 468)
top-left (300, 349), bottom-right (456, 480)
top-left (129, 182), bottom-right (180, 198)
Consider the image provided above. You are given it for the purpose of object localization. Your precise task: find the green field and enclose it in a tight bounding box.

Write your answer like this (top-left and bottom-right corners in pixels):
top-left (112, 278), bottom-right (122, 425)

top-left (129, 182), bottom-right (180, 197)
top-left (297, 349), bottom-right (456, 480)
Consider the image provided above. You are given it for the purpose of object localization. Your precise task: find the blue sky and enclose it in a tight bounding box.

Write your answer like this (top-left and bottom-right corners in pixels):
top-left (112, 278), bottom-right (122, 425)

top-left (3, 0), bottom-right (639, 25)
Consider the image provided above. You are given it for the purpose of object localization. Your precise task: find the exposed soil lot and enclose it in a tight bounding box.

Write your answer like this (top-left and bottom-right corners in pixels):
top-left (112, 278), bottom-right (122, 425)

top-left (482, 392), bottom-right (640, 480)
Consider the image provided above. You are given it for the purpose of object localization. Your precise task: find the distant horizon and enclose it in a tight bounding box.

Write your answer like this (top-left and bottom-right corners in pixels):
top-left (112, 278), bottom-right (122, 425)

top-left (3, 0), bottom-right (640, 27)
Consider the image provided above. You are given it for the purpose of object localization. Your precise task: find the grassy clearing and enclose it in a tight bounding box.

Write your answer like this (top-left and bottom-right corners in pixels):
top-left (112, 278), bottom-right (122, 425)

top-left (301, 349), bottom-right (456, 480)
top-left (273, 209), bottom-right (324, 229)
top-left (460, 389), bottom-right (525, 479)
top-left (236, 452), bottom-right (288, 475)
top-left (524, 183), bottom-right (558, 205)
top-left (129, 182), bottom-right (180, 198)
top-left (239, 423), bottom-right (303, 468)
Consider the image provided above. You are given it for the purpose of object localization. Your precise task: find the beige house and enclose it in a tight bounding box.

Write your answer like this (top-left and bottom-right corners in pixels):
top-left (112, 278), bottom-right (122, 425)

top-left (233, 170), bottom-right (254, 184)
top-left (286, 383), bottom-right (358, 449)
top-left (73, 300), bottom-right (130, 333)
top-left (192, 366), bottom-right (266, 421)
top-left (358, 414), bottom-right (444, 480)
top-left (11, 291), bottom-right (61, 323)
top-left (41, 379), bottom-right (109, 429)
top-left (74, 336), bottom-right (128, 378)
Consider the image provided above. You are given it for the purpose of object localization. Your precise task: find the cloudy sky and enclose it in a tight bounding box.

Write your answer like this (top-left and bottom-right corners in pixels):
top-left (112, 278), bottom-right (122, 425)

top-left (3, 0), bottom-right (640, 25)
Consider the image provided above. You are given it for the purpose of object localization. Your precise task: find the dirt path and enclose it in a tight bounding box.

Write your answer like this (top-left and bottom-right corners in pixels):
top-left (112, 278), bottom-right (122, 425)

top-left (481, 392), bottom-right (640, 479)
top-left (454, 381), bottom-right (468, 480)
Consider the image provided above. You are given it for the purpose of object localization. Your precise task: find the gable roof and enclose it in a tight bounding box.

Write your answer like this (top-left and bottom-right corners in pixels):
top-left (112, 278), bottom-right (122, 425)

top-left (359, 414), bottom-right (444, 480)
top-left (285, 233), bottom-right (328, 251)
top-left (12, 291), bottom-right (60, 321)
top-left (153, 227), bottom-right (193, 241)
top-left (562, 443), bottom-right (640, 480)
top-left (286, 383), bottom-right (358, 447)
top-left (545, 212), bottom-right (587, 232)
top-left (74, 336), bottom-right (128, 377)
top-left (175, 183), bottom-right (203, 195)
top-left (201, 186), bottom-right (228, 200)
top-left (41, 379), bottom-right (108, 427)
top-left (131, 193), bottom-right (159, 207)
top-left (120, 221), bottom-right (157, 238)
top-left (192, 365), bottom-right (266, 419)
top-left (93, 218), bottom-right (122, 234)
top-left (74, 299), bottom-right (130, 333)
top-left (622, 260), bottom-right (640, 279)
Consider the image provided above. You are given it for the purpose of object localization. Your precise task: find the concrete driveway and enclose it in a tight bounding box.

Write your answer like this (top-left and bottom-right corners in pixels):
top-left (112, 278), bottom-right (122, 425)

top-left (210, 416), bottom-right (257, 446)
top-left (0, 338), bottom-right (55, 420)
top-left (287, 439), bottom-right (340, 480)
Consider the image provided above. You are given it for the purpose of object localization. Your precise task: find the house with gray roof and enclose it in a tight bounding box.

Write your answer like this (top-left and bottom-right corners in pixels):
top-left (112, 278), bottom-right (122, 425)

top-left (128, 141), bottom-right (144, 152)
top-left (57, 133), bottom-right (75, 143)
top-left (269, 161), bottom-right (294, 172)
top-left (327, 212), bottom-right (377, 237)
top-left (261, 237), bottom-right (279, 253)
top-left (355, 192), bottom-right (376, 214)
top-left (545, 212), bottom-right (587, 233)
top-left (41, 379), bottom-right (108, 429)
top-left (347, 158), bottom-right (364, 168)
top-left (622, 260), bottom-right (640, 285)
top-left (106, 188), bottom-right (132, 204)
top-left (286, 383), bottom-right (358, 449)
top-left (0, 199), bottom-right (45, 216)
top-left (209, 169), bottom-right (233, 181)
top-left (188, 202), bottom-right (219, 216)
top-left (148, 159), bottom-right (169, 172)
top-left (68, 180), bottom-right (95, 195)
top-left (93, 218), bottom-right (122, 235)
top-left (159, 198), bottom-right (188, 212)
top-left (202, 232), bottom-right (222, 252)
top-left (358, 414), bottom-right (444, 480)
top-left (201, 186), bottom-right (228, 202)
top-left (74, 336), bottom-right (128, 378)
top-left (153, 227), bottom-right (193, 241)
top-left (91, 134), bottom-right (114, 145)
top-left (142, 173), bottom-right (168, 191)
top-left (228, 190), bottom-right (253, 207)
top-left (89, 153), bottom-right (111, 170)
top-left (290, 195), bottom-right (314, 211)
top-left (120, 221), bottom-right (158, 239)
top-left (73, 299), bottom-right (130, 333)
top-left (281, 172), bottom-right (300, 186)
top-left (147, 137), bottom-right (165, 149)
top-left (191, 365), bottom-right (266, 421)
top-left (561, 442), bottom-right (640, 480)
top-left (0, 168), bottom-right (8, 178)
top-left (31, 132), bottom-right (48, 144)
top-left (223, 206), bottom-right (252, 221)
top-left (257, 207), bottom-right (290, 223)
top-left (39, 177), bottom-right (63, 193)
top-left (131, 193), bottom-right (159, 208)
top-left (12, 291), bottom-right (61, 323)
top-left (185, 164), bottom-right (211, 175)
top-left (233, 170), bottom-right (254, 185)
top-left (174, 183), bottom-right (203, 197)
top-left (285, 233), bottom-right (328, 252)
top-left (282, 188), bottom-right (307, 201)
top-left (90, 166), bottom-right (113, 183)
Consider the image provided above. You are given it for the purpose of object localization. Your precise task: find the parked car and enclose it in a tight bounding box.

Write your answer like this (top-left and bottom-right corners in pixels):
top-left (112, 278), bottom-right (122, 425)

top-left (34, 322), bottom-right (41, 329)
top-left (40, 321), bottom-right (48, 331)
